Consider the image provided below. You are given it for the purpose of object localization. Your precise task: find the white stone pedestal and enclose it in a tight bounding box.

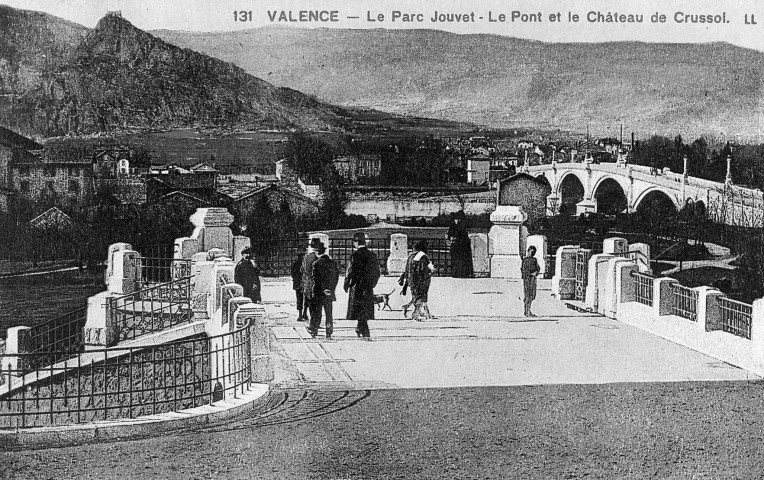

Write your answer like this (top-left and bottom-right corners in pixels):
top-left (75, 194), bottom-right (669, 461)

top-left (387, 233), bottom-right (408, 276)
top-left (489, 206), bottom-right (528, 278)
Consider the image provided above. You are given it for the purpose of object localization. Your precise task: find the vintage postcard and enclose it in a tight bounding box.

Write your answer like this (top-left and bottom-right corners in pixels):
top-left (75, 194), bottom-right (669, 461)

top-left (1, 0), bottom-right (763, 478)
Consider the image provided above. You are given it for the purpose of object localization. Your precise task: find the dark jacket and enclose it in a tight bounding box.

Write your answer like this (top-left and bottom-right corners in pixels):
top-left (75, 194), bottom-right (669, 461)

top-left (301, 251), bottom-right (318, 298)
top-left (344, 247), bottom-right (380, 320)
top-left (521, 256), bottom-right (540, 280)
top-left (291, 253), bottom-right (305, 291)
top-left (312, 254), bottom-right (340, 301)
top-left (234, 258), bottom-right (261, 303)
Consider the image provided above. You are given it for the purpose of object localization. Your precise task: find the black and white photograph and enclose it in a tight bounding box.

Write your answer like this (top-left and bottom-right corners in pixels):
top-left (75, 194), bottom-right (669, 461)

top-left (1, 0), bottom-right (764, 477)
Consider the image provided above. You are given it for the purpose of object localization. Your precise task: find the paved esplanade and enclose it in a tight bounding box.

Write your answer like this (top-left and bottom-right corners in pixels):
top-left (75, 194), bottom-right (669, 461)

top-left (262, 275), bottom-right (757, 389)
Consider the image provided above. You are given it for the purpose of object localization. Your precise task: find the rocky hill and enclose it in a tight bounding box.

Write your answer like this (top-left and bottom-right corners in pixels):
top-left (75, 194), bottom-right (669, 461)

top-left (156, 26), bottom-right (764, 140)
top-left (0, 8), bottom-right (349, 138)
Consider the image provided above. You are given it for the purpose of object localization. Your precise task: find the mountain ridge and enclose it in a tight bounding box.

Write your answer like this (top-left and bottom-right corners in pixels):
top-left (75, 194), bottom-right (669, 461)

top-left (155, 26), bottom-right (764, 140)
top-left (0, 8), bottom-right (354, 138)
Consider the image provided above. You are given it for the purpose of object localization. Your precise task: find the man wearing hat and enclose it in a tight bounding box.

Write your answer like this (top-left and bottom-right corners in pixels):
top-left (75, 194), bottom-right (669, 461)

top-left (301, 237), bottom-right (322, 324)
top-left (344, 232), bottom-right (380, 339)
top-left (235, 247), bottom-right (261, 303)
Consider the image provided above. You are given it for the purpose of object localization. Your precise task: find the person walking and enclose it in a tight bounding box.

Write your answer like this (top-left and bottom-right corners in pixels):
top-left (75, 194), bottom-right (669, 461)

top-left (307, 242), bottom-right (340, 339)
top-left (301, 237), bottom-right (322, 324)
top-left (398, 248), bottom-right (417, 317)
top-left (409, 239), bottom-right (435, 321)
top-left (521, 245), bottom-right (540, 317)
top-left (344, 232), bottom-right (380, 339)
top-left (448, 211), bottom-right (473, 278)
top-left (234, 247), bottom-right (261, 303)
top-left (291, 245), bottom-right (307, 321)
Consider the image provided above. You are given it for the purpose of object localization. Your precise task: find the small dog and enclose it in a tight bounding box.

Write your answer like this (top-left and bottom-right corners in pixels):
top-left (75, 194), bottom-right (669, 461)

top-left (373, 289), bottom-right (395, 311)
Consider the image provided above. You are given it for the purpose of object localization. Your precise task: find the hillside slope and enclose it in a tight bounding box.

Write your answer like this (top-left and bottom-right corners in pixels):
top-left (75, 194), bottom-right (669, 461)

top-left (0, 8), bottom-right (349, 137)
top-left (156, 27), bottom-right (764, 139)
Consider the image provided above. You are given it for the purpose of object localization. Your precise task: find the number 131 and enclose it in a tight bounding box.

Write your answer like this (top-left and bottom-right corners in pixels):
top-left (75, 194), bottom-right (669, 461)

top-left (234, 11), bottom-right (253, 22)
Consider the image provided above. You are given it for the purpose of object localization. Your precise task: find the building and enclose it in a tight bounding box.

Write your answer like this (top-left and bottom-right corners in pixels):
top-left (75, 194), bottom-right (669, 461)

top-left (496, 173), bottom-right (552, 226)
top-left (11, 143), bottom-right (92, 206)
top-left (0, 127), bottom-right (44, 212)
top-left (146, 163), bottom-right (218, 203)
top-left (331, 154), bottom-right (383, 182)
top-left (466, 154), bottom-right (492, 185)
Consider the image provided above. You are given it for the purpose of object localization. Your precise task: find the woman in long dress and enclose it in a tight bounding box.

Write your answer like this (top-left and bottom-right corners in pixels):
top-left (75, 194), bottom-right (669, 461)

top-left (409, 239), bottom-right (435, 321)
top-left (447, 213), bottom-right (473, 278)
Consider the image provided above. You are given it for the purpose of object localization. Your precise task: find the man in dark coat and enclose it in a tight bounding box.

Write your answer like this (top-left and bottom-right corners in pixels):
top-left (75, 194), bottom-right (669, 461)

top-left (344, 232), bottom-right (380, 339)
top-left (301, 237), bottom-right (322, 324)
top-left (234, 247), bottom-right (261, 303)
top-left (291, 245), bottom-right (307, 321)
top-left (307, 242), bottom-right (340, 339)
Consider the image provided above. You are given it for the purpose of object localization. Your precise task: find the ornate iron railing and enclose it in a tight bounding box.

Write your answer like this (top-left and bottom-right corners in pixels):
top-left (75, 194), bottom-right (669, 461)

top-left (719, 297), bottom-right (752, 340)
top-left (136, 256), bottom-right (192, 288)
top-left (671, 284), bottom-right (698, 321)
top-left (632, 272), bottom-right (654, 306)
top-left (107, 275), bottom-right (193, 342)
top-left (0, 321), bottom-right (254, 428)
top-left (24, 308), bottom-right (88, 373)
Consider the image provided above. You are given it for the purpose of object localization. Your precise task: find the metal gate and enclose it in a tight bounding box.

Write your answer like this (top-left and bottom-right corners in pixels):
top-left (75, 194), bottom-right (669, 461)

top-left (574, 248), bottom-right (592, 301)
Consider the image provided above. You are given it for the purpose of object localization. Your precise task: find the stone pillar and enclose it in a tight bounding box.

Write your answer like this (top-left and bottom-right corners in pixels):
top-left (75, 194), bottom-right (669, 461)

top-left (585, 254), bottom-right (614, 311)
top-left (233, 303), bottom-right (272, 383)
top-left (191, 208), bottom-right (235, 255)
top-left (526, 235), bottom-right (548, 277)
top-left (552, 245), bottom-right (578, 299)
top-left (105, 242), bottom-right (133, 285)
top-left (726, 156), bottom-right (732, 185)
top-left (751, 299), bottom-right (764, 369)
top-left (695, 287), bottom-right (724, 332)
top-left (602, 258), bottom-right (632, 318)
top-left (387, 234), bottom-right (409, 276)
top-left (603, 237), bottom-right (628, 255)
top-left (1, 326), bottom-right (31, 375)
top-left (105, 245), bottom-right (140, 294)
top-left (653, 277), bottom-right (679, 316)
top-left (614, 261), bottom-right (638, 307)
top-left (488, 206), bottom-right (528, 278)
top-left (629, 243), bottom-right (651, 272)
top-left (84, 291), bottom-right (118, 349)
top-left (470, 233), bottom-right (490, 277)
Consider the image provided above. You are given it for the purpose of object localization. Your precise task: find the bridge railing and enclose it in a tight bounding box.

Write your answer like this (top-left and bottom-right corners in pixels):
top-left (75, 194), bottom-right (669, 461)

top-left (631, 272), bottom-right (654, 307)
top-left (671, 284), bottom-right (699, 321)
top-left (719, 297), bottom-right (753, 340)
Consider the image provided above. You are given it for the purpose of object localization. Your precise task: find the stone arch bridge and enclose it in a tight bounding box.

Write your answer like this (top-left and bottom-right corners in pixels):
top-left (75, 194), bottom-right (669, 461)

top-left (526, 161), bottom-right (764, 226)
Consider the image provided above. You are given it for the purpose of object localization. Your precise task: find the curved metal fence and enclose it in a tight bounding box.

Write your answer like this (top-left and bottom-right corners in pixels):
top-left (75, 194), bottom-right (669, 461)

top-left (0, 321), bottom-right (254, 429)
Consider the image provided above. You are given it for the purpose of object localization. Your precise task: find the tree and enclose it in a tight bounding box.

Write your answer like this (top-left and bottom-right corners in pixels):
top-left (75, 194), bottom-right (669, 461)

top-left (286, 131), bottom-right (334, 184)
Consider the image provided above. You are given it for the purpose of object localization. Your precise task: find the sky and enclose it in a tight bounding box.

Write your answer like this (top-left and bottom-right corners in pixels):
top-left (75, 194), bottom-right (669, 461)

top-left (3, 0), bottom-right (764, 52)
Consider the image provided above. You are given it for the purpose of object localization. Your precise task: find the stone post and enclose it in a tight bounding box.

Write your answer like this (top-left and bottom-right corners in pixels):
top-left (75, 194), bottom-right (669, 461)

top-left (176, 207), bottom-right (235, 259)
top-left (84, 291), bottom-right (118, 349)
top-left (526, 235), bottom-right (548, 277)
top-left (488, 206), bottom-right (528, 278)
top-left (105, 242), bottom-right (132, 285)
top-left (387, 233), bottom-right (409, 276)
top-left (629, 243), bottom-right (651, 272)
top-left (603, 237), bottom-right (628, 255)
top-left (602, 257), bottom-right (632, 318)
top-left (552, 245), bottom-right (578, 299)
top-left (654, 277), bottom-right (679, 316)
top-left (726, 156), bottom-right (732, 185)
top-left (695, 287), bottom-right (724, 332)
top-left (1, 326), bottom-right (31, 376)
top-left (105, 245), bottom-right (140, 294)
top-left (751, 299), bottom-right (764, 369)
top-left (469, 233), bottom-right (490, 277)
top-left (614, 261), bottom-right (638, 307)
top-left (585, 254), bottom-right (614, 311)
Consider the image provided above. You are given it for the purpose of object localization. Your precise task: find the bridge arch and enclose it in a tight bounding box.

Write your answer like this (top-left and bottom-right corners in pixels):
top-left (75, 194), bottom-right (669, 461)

top-left (558, 171), bottom-right (585, 216)
top-left (632, 187), bottom-right (680, 216)
top-left (592, 177), bottom-right (628, 215)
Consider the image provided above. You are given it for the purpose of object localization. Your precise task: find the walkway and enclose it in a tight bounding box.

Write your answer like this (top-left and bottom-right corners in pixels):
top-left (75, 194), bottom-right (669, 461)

top-left (261, 275), bottom-right (758, 389)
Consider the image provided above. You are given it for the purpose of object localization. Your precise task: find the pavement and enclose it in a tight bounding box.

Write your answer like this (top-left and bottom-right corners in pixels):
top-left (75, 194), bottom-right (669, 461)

top-left (260, 275), bottom-right (759, 390)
